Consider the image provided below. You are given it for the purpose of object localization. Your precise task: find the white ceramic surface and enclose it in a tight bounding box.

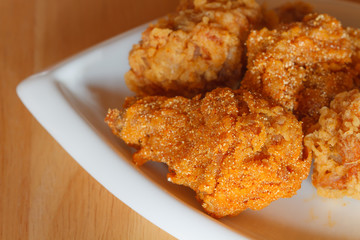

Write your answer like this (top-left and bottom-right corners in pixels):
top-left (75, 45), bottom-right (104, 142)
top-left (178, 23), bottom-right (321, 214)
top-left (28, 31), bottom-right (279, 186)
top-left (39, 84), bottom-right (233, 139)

top-left (17, 1), bottom-right (360, 239)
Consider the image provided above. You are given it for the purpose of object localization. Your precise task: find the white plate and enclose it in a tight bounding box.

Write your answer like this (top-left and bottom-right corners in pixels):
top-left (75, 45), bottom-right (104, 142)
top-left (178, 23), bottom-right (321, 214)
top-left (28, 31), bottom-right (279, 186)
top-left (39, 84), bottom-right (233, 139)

top-left (17, 1), bottom-right (360, 239)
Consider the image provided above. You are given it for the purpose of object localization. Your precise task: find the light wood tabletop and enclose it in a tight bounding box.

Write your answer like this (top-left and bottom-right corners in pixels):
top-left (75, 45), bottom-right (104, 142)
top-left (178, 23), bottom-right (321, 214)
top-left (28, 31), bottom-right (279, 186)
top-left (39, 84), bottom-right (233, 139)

top-left (1, 0), bottom-right (359, 239)
top-left (1, 0), bottom-right (179, 239)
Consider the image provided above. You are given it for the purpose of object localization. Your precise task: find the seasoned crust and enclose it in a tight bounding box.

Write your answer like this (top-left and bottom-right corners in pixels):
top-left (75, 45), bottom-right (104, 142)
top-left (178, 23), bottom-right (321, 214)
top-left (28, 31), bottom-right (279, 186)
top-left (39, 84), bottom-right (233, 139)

top-left (125, 0), bottom-right (262, 98)
top-left (241, 13), bottom-right (355, 133)
top-left (106, 88), bottom-right (311, 218)
top-left (305, 89), bottom-right (360, 199)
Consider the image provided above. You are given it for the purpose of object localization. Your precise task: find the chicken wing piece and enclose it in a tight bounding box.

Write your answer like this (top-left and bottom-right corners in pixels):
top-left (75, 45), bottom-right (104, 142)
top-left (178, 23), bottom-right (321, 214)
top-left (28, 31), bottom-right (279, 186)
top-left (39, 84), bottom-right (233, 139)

top-left (305, 89), bottom-right (360, 199)
top-left (241, 13), bottom-right (355, 133)
top-left (106, 88), bottom-right (311, 218)
top-left (125, 0), bottom-right (262, 98)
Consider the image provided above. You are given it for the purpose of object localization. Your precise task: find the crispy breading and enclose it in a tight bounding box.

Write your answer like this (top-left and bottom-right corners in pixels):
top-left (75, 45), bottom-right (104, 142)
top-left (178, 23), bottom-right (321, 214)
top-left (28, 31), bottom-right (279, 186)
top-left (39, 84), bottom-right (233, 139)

top-left (305, 89), bottom-right (360, 199)
top-left (125, 0), bottom-right (262, 97)
top-left (105, 88), bottom-right (311, 218)
top-left (241, 13), bottom-right (355, 133)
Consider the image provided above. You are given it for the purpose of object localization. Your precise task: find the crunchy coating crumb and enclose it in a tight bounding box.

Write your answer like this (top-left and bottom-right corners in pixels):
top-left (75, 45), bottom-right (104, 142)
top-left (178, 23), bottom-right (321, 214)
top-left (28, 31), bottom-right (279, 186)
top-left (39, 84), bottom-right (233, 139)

top-left (241, 13), bottom-right (355, 133)
top-left (125, 0), bottom-right (262, 97)
top-left (305, 89), bottom-right (360, 199)
top-left (105, 88), bottom-right (311, 218)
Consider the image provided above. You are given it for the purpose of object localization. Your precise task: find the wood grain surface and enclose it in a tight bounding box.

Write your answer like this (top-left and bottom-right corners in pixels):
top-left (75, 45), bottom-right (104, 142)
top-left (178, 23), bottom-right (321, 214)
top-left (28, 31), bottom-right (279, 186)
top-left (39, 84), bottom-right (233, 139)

top-left (1, 0), bottom-right (359, 239)
top-left (1, 1), bottom-right (179, 239)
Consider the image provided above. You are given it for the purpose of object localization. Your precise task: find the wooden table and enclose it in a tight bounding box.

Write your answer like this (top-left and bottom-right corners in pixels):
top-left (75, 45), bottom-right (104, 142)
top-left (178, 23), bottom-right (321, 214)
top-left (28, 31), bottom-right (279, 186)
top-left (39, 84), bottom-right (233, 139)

top-left (1, 0), bottom-right (359, 239)
top-left (1, 1), bottom-right (178, 239)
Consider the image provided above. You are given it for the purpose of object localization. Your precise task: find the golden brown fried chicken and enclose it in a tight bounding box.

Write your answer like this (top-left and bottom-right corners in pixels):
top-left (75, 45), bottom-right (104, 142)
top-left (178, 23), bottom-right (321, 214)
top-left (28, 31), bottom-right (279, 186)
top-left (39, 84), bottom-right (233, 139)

top-left (106, 88), bottom-right (311, 218)
top-left (241, 13), bottom-right (355, 133)
top-left (305, 89), bottom-right (360, 199)
top-left (125, 0), bottom-right (262, 98)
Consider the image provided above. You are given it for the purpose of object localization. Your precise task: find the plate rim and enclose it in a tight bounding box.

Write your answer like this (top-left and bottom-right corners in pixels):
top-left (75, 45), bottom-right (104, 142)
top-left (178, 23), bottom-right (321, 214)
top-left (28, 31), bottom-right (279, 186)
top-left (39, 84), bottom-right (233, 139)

top-left (16, 27), bottom-right (249, 240)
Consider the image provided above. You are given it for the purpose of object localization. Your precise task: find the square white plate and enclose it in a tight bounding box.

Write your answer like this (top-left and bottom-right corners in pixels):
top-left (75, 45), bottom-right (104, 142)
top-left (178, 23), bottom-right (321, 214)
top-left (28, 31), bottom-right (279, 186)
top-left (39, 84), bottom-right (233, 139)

top-left (17, 0), bottom-right (360, 239)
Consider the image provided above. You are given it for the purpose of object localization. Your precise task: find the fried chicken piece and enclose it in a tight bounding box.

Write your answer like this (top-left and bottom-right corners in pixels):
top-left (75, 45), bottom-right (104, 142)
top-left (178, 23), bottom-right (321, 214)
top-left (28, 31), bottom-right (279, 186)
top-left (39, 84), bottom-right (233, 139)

top-left (262, 1), bottom-right (314, 29)
top-left (305, 89), bottom-right (360, 199)
top-left (241, 13), bottom-right (355, 133)
top-left (105, 88), bottom-right (311, 218)
top-left (125, 0), bottom-right (262, 98)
